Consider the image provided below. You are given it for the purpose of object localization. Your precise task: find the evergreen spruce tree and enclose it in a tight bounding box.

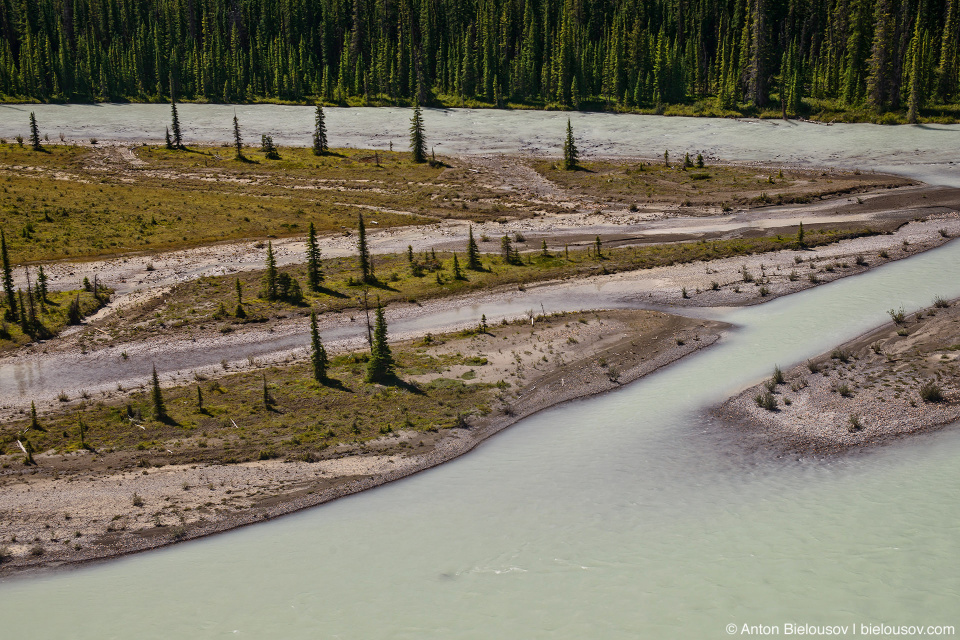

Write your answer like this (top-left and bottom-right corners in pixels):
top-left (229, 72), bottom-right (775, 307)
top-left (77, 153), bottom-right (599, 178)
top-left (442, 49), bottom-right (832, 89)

top-left (594, 236), bottom-right (603, 259)
top-left (171, 101), bottom-right (183, 149)
top-left (541, 240), bottom-right (550, 257)
top-left (29, 112), bottom-right (42, 151)
top-left (797, 221), bottom-right (806, 248)
top-left (151, 365), bottom-right (167, 421)
top-left (233, 113), bottom-right (245, 160)
top-left (165, 127), bottom-right (174, 149)
top-left (170, 100), bottom-right (183, 149)
top-left (22, 437), bottom-right (35, 465)
top-left (409, 102), bottom-right (426, 163)
top-left (30, 401), bottom-right (41, 431)
top-left (357, 213), bottom-right (374, 283)
top-left (313, 105), bottom-right (328, 155)
top-left (452, 253), bottom-right (465, 280)
top-left (365, 299), bottom-right (395, 383)
top-left (36, 265), bottom-right (48, 302)
top-left (563, 118), bottom-right (579, 170)
top-left (263, 241), bottom-right (278, 299)
top-left (306, 222), bottom-right (323, 291)
top-left (466, 226), bottom-right (482, 270)
top-left (310, 311), bottom-right (328, 383)
top-left (1, 230), bottom-right (16, 321)
top-left (235, 278), bottom-right (246, 318)
top-left (197, 385), bottom-right (204, 411)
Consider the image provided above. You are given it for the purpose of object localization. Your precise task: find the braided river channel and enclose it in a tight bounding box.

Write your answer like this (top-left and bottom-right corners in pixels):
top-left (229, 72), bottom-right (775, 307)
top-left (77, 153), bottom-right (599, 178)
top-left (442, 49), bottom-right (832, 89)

top-left (0, 108), bottom-right (958, 638)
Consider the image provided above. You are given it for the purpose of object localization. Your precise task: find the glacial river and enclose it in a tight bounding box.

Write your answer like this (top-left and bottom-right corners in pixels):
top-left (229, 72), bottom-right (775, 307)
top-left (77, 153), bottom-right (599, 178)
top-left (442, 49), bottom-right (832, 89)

top-left (0, 108), bottom-right (958, 638)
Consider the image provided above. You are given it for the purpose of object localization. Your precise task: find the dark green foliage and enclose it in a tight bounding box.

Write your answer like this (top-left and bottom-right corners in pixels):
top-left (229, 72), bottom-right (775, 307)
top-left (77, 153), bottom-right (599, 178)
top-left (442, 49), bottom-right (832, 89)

top-left (276, 273), bottom-right (304, 304)
top-left (151, 365), bottom-right (167, 421)
top-left (170, 102), bottom-right (183, 149)
top-left (197, 385), bottom-right (204, 411)
top-left (365, 300), bottom-right (395, 383)
top-left (262, 241), bottom-right (278, 300)
top-left (233, 114), bottom-right (244, 160)
top-left (754, 390), bottom-right (778, 411)
top-left (313, 105), bottom-right (328, 155)
top-left (563, 119), bottom-right (579, 171)
top-left (35, 266), bottom-right (48, 302)
top-left (0, 0), bottom-right (957, 119)
top-left (452, 253), bottom-right (465, 280)
top-left (165, 127), bottom-right (174, 150)
top-left (1, 231), bottom-right (15, 321)
top-left (66, 293), bottom-right (82, 325)
top-left (21, 437), bottom-right (35, 465)
top-left (500, 235), bottom-right (521, 265)
top-left (357, 213), bottom-right (374, 284)
top-left (29, 112), bottom-right (41, 151)
top-left (310, 311), bottom-right (328, 383)
top-left (261, 135), bottom-right (280, 159)
top-left (467, 226), bottom-right (482, 270)
top-left (797, 222), bottom-right (806, 248)
top-left (30, 401), bottom-right (41, 431)
top-left (306, 223), bottom-right (323, 291)
top-left (410, 104), bottom-right (426, 164)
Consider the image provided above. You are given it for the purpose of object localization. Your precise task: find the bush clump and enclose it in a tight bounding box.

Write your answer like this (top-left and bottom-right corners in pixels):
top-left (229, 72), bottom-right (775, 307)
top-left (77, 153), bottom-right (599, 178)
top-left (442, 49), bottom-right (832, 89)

top-left (754, 390), bottom-right (778, 411)
top-left (919, 380), bottom-right (945, 403)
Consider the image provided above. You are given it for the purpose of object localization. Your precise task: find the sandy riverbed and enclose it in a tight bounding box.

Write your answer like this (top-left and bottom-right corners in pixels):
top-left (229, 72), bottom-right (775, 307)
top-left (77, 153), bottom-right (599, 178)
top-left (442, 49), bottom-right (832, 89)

top-left (0, 309), bottom-right (725, 575)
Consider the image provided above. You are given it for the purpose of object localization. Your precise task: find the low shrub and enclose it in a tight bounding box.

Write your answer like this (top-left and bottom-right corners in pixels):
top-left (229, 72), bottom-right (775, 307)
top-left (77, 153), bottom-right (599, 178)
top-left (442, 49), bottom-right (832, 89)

top-left (919, 380), bottom-right (945, 403)
top-left (754, 390), bottom-right (778, 411)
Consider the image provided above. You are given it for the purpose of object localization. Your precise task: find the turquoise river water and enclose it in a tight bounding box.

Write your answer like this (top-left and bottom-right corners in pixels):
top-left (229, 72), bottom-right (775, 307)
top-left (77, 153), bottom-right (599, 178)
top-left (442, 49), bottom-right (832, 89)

top-left (0, 109), bottom-right (958, 638)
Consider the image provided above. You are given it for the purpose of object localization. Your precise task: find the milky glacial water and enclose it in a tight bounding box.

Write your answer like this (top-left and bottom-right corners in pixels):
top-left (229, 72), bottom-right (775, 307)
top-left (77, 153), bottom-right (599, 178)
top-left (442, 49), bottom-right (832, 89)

top-left (2, 104), bottom-right (959, 186)
top-left (0, 109), bottom-right (958, 638)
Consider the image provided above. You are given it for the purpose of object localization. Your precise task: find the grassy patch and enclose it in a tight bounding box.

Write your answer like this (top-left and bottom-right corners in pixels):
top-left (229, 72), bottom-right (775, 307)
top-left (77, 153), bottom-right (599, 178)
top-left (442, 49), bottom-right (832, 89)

top-left (0, 144), bottom-right (522, 264)
top-left (532, 159), bottom-right (907, 208)
top-left (0, 335), bottom-right (497, 466)
top-left (0, 289), bottom-right (108, 354)
top-left (103, 225), bottom-right (883, 343)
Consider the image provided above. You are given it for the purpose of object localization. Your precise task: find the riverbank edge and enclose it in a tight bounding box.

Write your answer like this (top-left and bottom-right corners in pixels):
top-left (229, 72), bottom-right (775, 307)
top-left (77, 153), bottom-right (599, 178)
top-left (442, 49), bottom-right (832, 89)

top-left (713, 300), bottom-right (960, 456)
top-left (2, 99), bottom-right (956, 126)
top-left (0, 314), bottom-right (727, 578)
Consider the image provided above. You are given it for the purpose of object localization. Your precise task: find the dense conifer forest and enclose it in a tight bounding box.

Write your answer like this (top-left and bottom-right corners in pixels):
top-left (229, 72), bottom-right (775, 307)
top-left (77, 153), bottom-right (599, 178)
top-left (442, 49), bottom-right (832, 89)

top-left (0, 0), bottom-right (958, 121)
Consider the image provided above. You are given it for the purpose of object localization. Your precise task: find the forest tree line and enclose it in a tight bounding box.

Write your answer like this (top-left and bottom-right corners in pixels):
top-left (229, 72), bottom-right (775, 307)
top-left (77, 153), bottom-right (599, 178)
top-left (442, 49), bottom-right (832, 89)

top-left (0, 0), bottom-right (957, 119)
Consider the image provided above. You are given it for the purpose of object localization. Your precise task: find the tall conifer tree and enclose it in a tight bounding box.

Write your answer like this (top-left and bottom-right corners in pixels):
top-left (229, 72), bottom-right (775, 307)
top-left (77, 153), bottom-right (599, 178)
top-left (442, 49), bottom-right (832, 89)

top-left (357, 213), bottom-right (374, 283)
top-left (563, 119), bottom-right (579, 170)
top-left (466, 226), bottom-right (482, 270)
top-left (1, 231), bottom-right (16, 321)
top-left (313, 105), bottom-right (328, 155)
top-left (151, 365), bottom-right (167, 421)
top-left (365, 299), bottom-right (394, 383)
top-left (29, 112), bottom-right (42, 151)
top-left (171, 101), bottom-right (183, 149)
top-left (409, 103), bottom-right (426, 163)
top-left (306, 222), bottom-right (323, 291)
top-left (233, 113), bottom-right (244, 160)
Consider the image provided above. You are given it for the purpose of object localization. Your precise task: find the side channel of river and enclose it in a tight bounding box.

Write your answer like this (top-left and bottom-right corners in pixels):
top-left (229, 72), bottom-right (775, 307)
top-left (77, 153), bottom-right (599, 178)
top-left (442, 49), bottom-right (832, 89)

top-left (0, 110), bottom-right (958, 638)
